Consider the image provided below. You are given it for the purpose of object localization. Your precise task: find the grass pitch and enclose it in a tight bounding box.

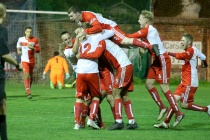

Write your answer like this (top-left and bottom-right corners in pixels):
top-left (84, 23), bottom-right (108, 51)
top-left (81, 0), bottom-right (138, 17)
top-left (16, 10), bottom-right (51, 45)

top-left (5, 83), bottom-right (210, 140)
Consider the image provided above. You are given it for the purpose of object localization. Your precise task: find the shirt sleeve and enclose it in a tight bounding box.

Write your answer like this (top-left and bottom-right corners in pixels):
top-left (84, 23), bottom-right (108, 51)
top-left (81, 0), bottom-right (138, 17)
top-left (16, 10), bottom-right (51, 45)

top-left (80, 40), bottom-right (105, 59)
top-left (44, 59), bottom-right (51, 73)
top-left (16, 38), bottom-right (21, 48)
top-left (34, 38), bottom-right (40, 53)
top-left (175, 48), bottom-right (194, 60)
top-left (196, 48), bottom-right (206, 61)
top-left (82, 12), bottom-right (102, 34)
top-left (126, 27), bottom-right (148, 38)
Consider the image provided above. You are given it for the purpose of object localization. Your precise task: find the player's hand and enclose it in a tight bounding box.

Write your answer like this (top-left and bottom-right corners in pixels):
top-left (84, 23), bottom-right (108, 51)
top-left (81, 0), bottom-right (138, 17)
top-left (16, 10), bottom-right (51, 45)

top-left (42, 73), bottom-right (46, 79)
top-left (65, 73), bottom-right (70, 80)
top-left (76, 28), bottom-right (86, 39)
top-left (82, 22), bottom-right (92, 29)
top-left (202, 60), bottom-right (209, 68)
top-left (75, 27), bottom-right (83, 35)
top-left (27, 43), bottom-right (35, 50)
top-left (76, 53), bottom-right (80, 59)
top-left (17, 50), bottom-right (22, 55)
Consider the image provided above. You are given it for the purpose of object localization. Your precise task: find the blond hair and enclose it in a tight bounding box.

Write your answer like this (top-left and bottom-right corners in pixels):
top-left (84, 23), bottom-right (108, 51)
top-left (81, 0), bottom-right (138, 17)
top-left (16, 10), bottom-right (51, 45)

top-left (0, 3), bottom-right (6, 18)
top-left (141, 10), bottom-right (154, 24)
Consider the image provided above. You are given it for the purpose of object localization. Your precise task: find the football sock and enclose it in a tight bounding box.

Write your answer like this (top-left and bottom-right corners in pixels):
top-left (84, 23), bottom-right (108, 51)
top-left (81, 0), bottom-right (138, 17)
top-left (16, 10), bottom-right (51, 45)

top-left (123, 100), bottom-right (134, 120)
top-left (80, 104), bottom-right (89, 126)
top-left (187, 103), bottom-right (208, 112)
top-left (164, 107), bottom-right (174, 123)
top-left (97, 107), bottom-right (104, 127)
top-left (114, 98), bottom-right (123, 122)
top-left (128, 119), bottom-right (135, 124)
top-left (0, 115), bottom-right (7, 140)
top-left (30, 78), bottom-right (33, 88)
top-left (89, 100), bottom-right (100, 120)
top-left (148, 87), bottom-right (165, 110)
top-left (164, 90), bottom-right (182, 116)
top-left (74, 102), bottom-right (83, 124)
top-left (24, 78), bottom-right (30, 94)
top-left (133, 38), bottom-right (152, 49)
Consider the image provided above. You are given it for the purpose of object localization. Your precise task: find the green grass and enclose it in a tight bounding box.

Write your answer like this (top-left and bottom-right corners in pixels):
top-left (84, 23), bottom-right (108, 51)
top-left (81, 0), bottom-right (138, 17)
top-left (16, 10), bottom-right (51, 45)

top-left (5, 83), bottom-right (210, 140)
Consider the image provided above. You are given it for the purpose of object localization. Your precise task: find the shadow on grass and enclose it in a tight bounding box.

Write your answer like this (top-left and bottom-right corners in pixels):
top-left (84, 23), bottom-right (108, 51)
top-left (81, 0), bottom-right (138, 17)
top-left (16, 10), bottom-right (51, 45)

top-left (37, 96), bottom-right (75, 100)
top-left (181, 123), bottom-right (210, 130)
top-left (7, 95), bottom-right (40, 98)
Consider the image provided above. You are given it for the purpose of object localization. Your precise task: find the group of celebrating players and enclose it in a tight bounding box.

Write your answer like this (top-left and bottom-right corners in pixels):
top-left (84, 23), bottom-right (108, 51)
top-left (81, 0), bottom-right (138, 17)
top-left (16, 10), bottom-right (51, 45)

top-left (56, 6), bottom-right (210, 130)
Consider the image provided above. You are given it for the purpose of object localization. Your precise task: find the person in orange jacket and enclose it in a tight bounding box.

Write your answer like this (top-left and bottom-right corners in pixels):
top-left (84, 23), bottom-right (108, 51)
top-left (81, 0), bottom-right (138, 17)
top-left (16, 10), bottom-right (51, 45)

top-left (43, 51), bottom-right (70, 89)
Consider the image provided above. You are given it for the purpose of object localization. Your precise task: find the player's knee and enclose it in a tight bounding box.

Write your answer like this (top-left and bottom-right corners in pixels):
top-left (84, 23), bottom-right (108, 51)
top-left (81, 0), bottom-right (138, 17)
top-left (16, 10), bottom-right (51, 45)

top-left (101, 90), bottom-right (107, 99)
top-left (145, 82), bottom-right (152, 89)
top-left (122, 95), bottom-right (130, 102)
top-left (180, 103), bottom-right (188, 109)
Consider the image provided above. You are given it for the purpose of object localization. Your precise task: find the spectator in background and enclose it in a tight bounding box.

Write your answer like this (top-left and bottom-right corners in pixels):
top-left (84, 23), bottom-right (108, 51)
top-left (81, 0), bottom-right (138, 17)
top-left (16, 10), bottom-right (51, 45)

top-left (16, 27), bottom-right (40, 99)
top-left (154, 33), bottom-right (210, 128)
top-left (42, 51), bottom-right (70, 89)
top-left (0, 3), bottom-right (22, 139)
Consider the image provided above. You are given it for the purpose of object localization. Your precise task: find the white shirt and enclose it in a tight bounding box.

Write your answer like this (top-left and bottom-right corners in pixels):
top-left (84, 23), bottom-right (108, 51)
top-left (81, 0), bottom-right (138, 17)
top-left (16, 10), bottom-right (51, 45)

top-left (146, 25), bottom-right (166, 55)
top-left (104, 40), bottom-right (132, 68)
top-left (76, 33), bottom-right (104, 74)
top-left (64, 48), bottom-right (77, 71)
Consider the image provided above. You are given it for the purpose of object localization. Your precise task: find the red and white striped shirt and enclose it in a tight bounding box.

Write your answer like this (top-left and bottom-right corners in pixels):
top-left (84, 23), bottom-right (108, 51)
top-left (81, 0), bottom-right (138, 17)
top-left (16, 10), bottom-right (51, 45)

top-left (174, 46), bottom-right (206, 87)
top-left (16, 36), bottom-right (40, 63)
top-left (127, 25), bottom-right (166, 55)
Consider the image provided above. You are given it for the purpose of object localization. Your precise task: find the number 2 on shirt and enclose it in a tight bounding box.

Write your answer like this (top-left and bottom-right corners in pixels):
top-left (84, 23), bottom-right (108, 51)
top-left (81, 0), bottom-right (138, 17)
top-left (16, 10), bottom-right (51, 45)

top-left (81, 43), bottom-right (91, 54)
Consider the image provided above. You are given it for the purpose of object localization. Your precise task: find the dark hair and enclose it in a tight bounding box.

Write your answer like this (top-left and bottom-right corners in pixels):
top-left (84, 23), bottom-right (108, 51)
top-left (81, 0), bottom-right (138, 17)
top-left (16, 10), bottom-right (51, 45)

top-left (67, 6), bottom-right (81, 14)
top-left (25, 27), bottom-right (32, 31)
top-left (54, 51), bottom-right (60, 56)
top-left (60, 31), bottom-right (71, 38)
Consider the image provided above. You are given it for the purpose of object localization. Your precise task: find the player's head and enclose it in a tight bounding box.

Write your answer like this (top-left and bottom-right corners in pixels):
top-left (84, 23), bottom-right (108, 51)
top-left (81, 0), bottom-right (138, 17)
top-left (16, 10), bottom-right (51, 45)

top-left (24, 27), bottom-right (33, 38)
top-left (181, 33), bottom-right (193, 49)
top-left (67, 6), bottom-right (82, 23)
top-left (0, 3), bottom-right (6, 21)
top-left (138, 10), bottom-right (154, 28)
top-left (54, 51), bottom-right (60, 56)
top-left (60, 31), bottom-right (73, 47)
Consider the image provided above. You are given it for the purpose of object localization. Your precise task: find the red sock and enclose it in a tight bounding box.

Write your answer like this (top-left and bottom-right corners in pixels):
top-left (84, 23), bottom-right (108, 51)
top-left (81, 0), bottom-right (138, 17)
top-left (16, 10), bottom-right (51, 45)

top-left (187, 103), bottom-right (208, 112)
top-left (114, 98), bottom-right (123, 120)
top-left (164, 107), bottom-right (174, 123)
top-left (74, 102), bottom-right (83, 124)
top-left (30, 78), bottom-right (33, 87)
top-left (24, 78), bottom-right (30, 94)
top-left (89, 100), bottom-right (100, 120)
top-left (123, 100), bottom-right (134, 120)
top-left (80, 104), bottom-right (89, 126)
top-left (148, 87), bottom-right (166, 110)
top-left (164, 90), bottom-right (182, 116)
top-left (96, 107), bottom-right (105, 128)
top-left (133, 38), bottom-right (152, 49)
